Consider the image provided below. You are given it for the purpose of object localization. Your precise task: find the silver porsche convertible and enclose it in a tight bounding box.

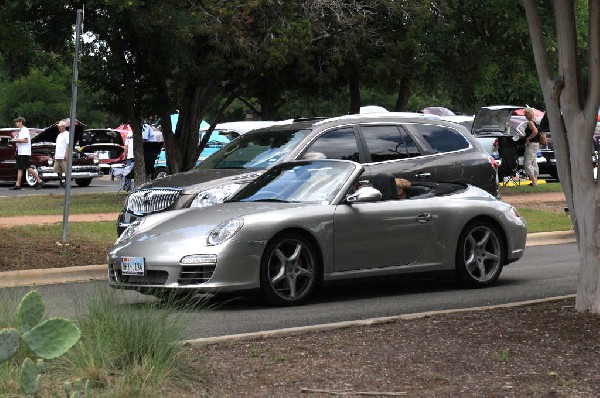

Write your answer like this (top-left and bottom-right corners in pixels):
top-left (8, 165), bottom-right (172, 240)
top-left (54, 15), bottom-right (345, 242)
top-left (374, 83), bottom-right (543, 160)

top-left (108, 159), bottom-right (527, 306)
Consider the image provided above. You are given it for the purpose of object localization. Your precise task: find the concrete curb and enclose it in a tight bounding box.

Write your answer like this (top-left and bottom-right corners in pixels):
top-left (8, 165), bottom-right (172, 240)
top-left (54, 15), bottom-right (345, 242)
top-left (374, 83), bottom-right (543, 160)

top-left (0, 231), bottom-right (576, 288)
top-left (526, 230), bottom-right (576, 246)
top-left (182, 294), bottom-right (577, 346)
top-left (0, 264), bottom-right (106, 288)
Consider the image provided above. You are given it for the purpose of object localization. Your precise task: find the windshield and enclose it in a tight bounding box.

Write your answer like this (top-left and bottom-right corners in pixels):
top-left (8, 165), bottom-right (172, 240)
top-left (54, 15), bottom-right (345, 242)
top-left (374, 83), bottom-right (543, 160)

top-left (229, 160), bottom-right (356, 204)
top-left (197, 128), bottom-right (311, 170)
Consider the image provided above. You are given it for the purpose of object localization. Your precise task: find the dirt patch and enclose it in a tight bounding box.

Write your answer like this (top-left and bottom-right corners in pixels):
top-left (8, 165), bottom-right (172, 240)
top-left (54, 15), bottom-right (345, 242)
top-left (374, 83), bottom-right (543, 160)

top-left (502, 191), bottom-right (567, 213)
top-left (0, 219), bottom-right (113, 272)
top-left (173, 297), bottom-right (600, 397)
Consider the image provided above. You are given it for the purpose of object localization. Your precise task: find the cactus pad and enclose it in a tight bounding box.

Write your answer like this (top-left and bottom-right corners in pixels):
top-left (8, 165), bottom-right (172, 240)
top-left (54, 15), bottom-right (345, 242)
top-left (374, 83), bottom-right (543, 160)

top-left (16, 290), bottom-right (45, 333)
top-left (20, 357), bottom-right (39, 395)
top-left (0, 328), bottom-right (20, 363)
top-left (22, 318), bottom-right (81, 360)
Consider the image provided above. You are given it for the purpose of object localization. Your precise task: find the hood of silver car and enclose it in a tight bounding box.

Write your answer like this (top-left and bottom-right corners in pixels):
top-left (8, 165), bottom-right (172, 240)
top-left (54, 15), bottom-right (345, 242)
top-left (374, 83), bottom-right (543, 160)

top-left (118, 201), bottom-right (317, 248)
top-left (141, 168), bottom-right (265, 193)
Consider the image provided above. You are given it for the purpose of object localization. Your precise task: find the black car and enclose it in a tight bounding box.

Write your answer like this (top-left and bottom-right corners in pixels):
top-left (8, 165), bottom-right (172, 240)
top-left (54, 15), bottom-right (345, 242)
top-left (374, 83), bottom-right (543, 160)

top-left (117, 113), bottom-right (498, 234)
top-left (537, 113), bottom-right (600, 181)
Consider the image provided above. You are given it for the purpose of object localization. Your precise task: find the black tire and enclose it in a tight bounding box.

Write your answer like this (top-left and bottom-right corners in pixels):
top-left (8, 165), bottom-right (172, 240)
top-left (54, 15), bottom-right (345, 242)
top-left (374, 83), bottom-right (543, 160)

top-left (455, 221), bottom-right (504, 288)
top-left (75, 178), bottom-right (92, 187)
top-left (259, 232), bottom-right (320, 306)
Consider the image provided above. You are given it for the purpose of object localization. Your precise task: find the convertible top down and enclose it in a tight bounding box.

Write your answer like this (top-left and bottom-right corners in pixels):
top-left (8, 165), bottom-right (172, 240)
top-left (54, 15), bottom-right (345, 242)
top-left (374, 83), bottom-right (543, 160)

top-left (109, 159), bottom-right (527, 306)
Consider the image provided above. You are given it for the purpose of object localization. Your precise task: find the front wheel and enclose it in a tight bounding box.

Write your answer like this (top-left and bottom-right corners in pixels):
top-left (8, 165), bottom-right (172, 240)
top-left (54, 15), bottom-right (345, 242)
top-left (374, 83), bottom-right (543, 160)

top-left (75, 178), bottom-right (92, 187)
top-left (260, 232), bottom-right (320, 306)
top-left (456, 221), bottom-right (504, 288)
top-left (24, 167), bottom-right (38, 187)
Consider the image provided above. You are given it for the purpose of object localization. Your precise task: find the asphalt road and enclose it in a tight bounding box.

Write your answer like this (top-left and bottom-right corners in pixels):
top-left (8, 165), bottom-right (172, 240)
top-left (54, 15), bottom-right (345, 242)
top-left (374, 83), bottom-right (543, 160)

top-left (1, 242), bottom-right (579, 341)
top-left (0, 174), bottom-right (122, 196)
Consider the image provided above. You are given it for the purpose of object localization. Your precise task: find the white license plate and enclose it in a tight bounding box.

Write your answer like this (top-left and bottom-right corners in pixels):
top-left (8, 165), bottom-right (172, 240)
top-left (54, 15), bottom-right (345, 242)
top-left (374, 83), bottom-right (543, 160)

top-left (121, 257), bottom-right (145, 275)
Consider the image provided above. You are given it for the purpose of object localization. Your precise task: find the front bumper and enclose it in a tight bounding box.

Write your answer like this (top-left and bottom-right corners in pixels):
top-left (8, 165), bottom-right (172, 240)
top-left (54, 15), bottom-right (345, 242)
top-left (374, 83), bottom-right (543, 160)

top-left (107, 244), bottom-right (262, 294)
top-left (38, 166), bottom-right (103, 181)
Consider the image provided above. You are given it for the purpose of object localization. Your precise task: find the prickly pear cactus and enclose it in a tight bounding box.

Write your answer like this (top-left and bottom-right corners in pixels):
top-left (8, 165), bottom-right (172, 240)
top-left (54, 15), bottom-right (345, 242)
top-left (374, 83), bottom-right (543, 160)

top-left (22, 318), bottom-right (81, 360)
top-left (0, 290), bottom-right (82, 397)
top-left (0, 328), bottom-right (20, 363)
top-left (16, 290), bottom-right (45, 333)
top-left (65, 379), bottom-right (91, 398)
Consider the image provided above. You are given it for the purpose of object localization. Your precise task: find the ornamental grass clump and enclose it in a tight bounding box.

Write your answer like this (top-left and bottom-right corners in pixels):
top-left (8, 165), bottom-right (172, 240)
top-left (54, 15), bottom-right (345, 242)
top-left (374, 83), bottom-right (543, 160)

top-left (69, 287), bottom-right (189, 397)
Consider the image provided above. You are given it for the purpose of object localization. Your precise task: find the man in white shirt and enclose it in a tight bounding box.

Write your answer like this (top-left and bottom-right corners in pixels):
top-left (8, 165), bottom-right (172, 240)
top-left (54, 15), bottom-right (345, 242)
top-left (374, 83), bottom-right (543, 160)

top-left (10, 117), bottom-right (44, 190)
top-left (142, 117), bottom-right (155, 142)
top-left (54, 120), bottom-right (69, 188)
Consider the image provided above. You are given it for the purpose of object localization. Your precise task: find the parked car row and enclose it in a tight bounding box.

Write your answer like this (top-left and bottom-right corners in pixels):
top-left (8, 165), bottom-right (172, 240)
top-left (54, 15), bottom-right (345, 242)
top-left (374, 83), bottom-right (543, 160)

top-left (0, 121), bottom-right (103, 187)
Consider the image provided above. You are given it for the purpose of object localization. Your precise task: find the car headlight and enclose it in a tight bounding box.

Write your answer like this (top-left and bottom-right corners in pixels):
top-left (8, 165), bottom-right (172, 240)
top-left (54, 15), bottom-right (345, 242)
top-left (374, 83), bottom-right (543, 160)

top-left (189, 184), bottom-right (241, 208)
top-left (94, 155), bottom-right (100, 165)
top-left (207, 218), bottom-right (243, 246)
top-left (115, 218), bottom-right (145, 244)
top-left (47, 158), bottom-right (54, 166)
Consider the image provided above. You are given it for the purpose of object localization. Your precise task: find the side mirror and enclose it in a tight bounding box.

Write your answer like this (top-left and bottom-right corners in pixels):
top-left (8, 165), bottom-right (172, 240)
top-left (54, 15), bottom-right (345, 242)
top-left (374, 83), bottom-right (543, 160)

top-left (346, 186), bottom-right (382, 203)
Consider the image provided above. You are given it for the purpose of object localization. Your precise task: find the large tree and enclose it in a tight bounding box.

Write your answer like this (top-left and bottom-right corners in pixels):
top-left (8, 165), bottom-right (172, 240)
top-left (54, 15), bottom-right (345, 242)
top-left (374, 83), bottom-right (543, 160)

top-left (523, 0), bottom-right (600, 312)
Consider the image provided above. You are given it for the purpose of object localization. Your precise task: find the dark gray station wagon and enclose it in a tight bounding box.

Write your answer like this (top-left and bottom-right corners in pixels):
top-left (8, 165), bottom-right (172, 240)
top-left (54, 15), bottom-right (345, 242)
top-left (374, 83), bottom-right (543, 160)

top-left (117, 113), bottom-right (498, 235)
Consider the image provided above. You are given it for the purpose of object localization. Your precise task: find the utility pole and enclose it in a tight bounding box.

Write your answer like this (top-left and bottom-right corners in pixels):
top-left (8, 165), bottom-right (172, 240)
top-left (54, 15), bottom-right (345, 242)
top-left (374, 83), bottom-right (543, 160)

top-left (61, 9), bottom-right (83, 243)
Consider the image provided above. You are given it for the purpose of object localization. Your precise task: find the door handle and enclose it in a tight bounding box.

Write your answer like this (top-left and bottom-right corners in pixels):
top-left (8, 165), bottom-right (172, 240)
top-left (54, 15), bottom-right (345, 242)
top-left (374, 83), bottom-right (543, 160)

top-left (416, 213), bottom-right (432, 223)
top-left (414, 172), bottom-right (431, 178)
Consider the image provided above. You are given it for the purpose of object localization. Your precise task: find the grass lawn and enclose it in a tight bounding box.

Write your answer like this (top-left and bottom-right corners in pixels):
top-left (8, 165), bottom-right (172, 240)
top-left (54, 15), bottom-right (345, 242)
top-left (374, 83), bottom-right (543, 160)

top-left (0, 192), bottom-right (126, 217)
top-left (498, 181), bottom-right (564, 195)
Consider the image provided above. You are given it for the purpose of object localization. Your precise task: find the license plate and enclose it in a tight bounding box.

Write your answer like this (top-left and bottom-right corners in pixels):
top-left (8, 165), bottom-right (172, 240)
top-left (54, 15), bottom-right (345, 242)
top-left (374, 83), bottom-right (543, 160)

top-left (121, 257), bottom-right (145, 275)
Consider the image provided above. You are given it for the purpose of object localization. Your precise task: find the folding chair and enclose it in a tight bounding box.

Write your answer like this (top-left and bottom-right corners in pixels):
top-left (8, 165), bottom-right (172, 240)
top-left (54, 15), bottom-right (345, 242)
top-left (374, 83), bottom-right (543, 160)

top-left (111, 162), bottom-right (134, 193)
top-left (497, 137), bottom-right (522, 186)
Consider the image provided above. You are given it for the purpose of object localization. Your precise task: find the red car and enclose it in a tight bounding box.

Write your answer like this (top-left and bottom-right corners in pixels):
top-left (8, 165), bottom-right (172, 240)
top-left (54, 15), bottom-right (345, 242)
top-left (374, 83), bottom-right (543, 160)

top-left (79, 128), bottom-right (128, 174)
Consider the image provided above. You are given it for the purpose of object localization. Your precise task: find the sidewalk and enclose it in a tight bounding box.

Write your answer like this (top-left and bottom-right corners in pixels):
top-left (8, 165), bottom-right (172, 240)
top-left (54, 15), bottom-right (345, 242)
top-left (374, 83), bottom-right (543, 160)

top-left (0, 213), bottom-right (119, 227)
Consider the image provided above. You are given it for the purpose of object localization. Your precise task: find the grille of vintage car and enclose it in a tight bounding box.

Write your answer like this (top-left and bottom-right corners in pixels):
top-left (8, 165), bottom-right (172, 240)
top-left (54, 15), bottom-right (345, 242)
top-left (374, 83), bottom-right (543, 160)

top-left (126, 188), bottom-right (182, 215)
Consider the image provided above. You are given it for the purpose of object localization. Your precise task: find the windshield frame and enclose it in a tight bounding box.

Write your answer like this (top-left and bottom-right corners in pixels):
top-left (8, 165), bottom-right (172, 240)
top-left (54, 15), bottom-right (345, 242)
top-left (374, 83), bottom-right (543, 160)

top-left (228, 159), bottom-right (362, 205)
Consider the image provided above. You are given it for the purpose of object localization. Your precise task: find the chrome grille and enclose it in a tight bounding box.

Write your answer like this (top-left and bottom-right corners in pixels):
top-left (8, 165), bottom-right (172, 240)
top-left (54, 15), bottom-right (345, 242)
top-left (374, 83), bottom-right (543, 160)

top-left (126, 188), bottom-right (182, 215)
top-left (178, 265), bottom-right (216, 285)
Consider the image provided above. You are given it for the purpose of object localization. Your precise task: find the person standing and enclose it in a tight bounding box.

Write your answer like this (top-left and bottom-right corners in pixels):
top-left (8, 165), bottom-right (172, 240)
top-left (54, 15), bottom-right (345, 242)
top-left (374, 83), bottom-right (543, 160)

top-left (142, 117), bottom-right (155, 142)
top-left (54, 120), bottom-right (69, 188)
top-left (523, 108), bottom-right (540, 187)
top-left (9, 117), bottom-right (44, 190)
top-left (123, 129), bottom-right (134, 166)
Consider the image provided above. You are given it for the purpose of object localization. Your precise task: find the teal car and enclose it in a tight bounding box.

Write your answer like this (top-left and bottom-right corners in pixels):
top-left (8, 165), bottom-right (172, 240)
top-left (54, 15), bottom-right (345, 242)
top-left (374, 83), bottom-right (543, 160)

top-left (153, 130), bottom-right (234, 178)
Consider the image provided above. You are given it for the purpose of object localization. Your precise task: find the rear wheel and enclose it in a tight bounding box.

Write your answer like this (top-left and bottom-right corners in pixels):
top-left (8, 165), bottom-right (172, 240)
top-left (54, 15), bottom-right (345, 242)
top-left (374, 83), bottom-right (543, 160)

top-left (260, 232), bottom-right (320, 306)
top-left (456, 221), bottom-right (504, 287)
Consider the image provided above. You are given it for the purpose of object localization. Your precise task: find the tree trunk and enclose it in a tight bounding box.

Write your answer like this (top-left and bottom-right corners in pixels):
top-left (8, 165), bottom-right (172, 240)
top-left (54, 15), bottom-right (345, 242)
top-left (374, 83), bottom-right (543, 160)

top-left (394, 77), bottom-right (412, 112)
top-left (165, 80), bottom-right (223, 174)
top-left (348, 63), bottom-right (361, 114)
top-left (523, 0), bottom-right (600, 313)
